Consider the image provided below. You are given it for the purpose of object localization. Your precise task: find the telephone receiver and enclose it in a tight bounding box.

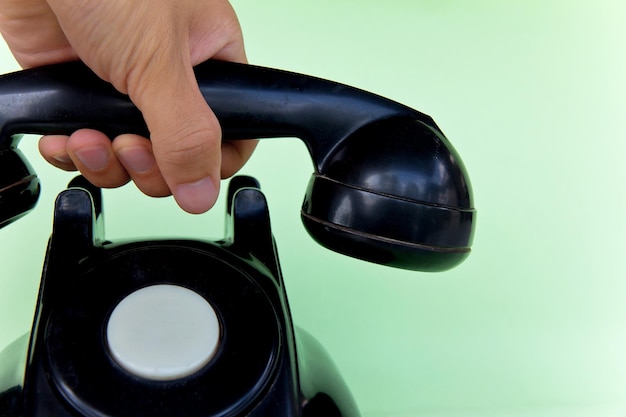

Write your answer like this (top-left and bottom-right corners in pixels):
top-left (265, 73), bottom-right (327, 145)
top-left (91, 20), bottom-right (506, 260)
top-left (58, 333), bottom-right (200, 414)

top-left (0, 60), bottom-right (474, 272)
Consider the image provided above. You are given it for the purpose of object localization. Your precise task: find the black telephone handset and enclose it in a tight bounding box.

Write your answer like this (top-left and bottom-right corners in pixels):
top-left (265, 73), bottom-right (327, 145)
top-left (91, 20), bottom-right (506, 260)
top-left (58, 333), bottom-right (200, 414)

top-left (0, 60), bottom-right (474, 271)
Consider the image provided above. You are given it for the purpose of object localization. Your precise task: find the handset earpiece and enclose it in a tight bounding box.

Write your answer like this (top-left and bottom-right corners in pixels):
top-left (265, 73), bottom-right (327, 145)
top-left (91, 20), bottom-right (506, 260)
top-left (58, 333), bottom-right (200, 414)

top-left (0, 60), bottom-right (475, 271)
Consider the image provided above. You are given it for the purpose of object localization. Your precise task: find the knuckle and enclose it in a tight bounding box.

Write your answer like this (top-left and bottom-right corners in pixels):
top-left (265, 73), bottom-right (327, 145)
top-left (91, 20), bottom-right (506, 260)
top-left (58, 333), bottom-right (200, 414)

top-left (157, 122), bottom-right (221, 169)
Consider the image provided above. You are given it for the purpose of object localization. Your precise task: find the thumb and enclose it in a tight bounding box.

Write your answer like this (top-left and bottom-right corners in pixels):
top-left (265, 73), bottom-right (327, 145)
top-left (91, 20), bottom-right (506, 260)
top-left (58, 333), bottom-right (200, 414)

top-left (132, 60), bottom-right (222, 214)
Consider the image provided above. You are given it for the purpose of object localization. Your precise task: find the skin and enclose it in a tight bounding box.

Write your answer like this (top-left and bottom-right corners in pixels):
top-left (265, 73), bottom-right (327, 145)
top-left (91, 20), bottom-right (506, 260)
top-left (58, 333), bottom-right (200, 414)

top-left (0, 0), bottom-right (257, 213)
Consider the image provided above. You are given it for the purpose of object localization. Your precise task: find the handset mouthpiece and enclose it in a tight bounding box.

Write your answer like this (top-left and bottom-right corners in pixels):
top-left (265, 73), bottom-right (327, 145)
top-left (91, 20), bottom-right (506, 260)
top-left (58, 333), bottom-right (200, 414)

top-left (302, 117), bottom-right (475, 272)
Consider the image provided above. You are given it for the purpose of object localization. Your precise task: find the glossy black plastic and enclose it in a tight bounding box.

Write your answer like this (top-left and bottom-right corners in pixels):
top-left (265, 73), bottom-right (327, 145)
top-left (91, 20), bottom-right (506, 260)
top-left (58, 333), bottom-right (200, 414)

top-left (0, 60), bottom-right (475, 271)
top-left (0, 176), bottom-right (360, 417)
top-left (0, 143), bottom-right (39, 228)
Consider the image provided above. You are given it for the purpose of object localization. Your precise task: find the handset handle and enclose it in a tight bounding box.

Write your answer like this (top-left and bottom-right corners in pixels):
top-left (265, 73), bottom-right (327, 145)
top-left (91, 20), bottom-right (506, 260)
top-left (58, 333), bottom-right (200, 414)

top-left (0, 60), bottom-right (475, 272)
top-left (0, 60), bottom-right (426, 169)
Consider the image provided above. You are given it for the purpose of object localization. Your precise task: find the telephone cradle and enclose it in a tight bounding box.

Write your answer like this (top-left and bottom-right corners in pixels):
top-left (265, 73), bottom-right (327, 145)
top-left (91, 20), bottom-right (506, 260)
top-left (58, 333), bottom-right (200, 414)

top-left (0, 61), bottom-right (475, 416)
top-left (0, 175), bottom-right (361, 417)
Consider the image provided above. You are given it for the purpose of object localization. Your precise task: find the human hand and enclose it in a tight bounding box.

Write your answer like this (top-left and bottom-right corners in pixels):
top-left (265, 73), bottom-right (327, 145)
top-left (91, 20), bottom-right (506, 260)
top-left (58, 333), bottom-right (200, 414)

top-left (0, 0), bottom-right (257, 213)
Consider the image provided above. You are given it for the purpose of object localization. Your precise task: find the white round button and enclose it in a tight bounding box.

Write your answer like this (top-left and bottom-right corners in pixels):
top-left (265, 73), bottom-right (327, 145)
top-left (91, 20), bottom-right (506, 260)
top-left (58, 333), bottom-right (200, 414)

top-left (106, 284), bottom-right (220, 381)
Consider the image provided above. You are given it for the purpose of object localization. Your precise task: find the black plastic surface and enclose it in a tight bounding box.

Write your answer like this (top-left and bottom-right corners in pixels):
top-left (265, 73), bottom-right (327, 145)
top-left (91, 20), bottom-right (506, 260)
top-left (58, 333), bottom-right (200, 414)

top-left (46, 245), bottom-right (280, 417)
top-left (0, 176), bottom-right (360, 417)
top-left (0, 145), bottom-right (39, 228)
top-left (0, 60), bottom-right (475, 271)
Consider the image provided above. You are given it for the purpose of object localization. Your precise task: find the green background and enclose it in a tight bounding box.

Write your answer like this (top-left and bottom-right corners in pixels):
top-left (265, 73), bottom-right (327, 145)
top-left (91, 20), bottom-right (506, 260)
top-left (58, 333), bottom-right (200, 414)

top-left (1, 1), bottom-right (625, 415)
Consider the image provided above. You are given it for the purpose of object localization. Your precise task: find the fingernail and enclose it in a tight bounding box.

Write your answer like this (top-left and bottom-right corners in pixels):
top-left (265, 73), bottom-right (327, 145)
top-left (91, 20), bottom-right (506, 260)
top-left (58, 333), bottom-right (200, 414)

top-left (52, 154), bottom-right (72, 164)
top-left (75, 146), bottom-right (109, 171)
top-left (117, 146), bottom-right (155, 174)
top-left (174, 177), bottom-right (217, 214)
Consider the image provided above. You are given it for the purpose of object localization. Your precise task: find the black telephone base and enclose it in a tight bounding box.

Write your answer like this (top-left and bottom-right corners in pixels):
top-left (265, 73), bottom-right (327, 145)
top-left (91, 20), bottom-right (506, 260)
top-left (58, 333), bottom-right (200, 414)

top-left (0, 176), bottom-right (360, 417)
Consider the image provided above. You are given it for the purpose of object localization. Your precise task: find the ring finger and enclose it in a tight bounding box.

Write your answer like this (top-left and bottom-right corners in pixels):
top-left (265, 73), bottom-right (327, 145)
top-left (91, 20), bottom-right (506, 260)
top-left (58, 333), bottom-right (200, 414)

top-left (112, 134), bottom-right (170, 197)
top-left (65, 129), bottom-right (130, 188)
